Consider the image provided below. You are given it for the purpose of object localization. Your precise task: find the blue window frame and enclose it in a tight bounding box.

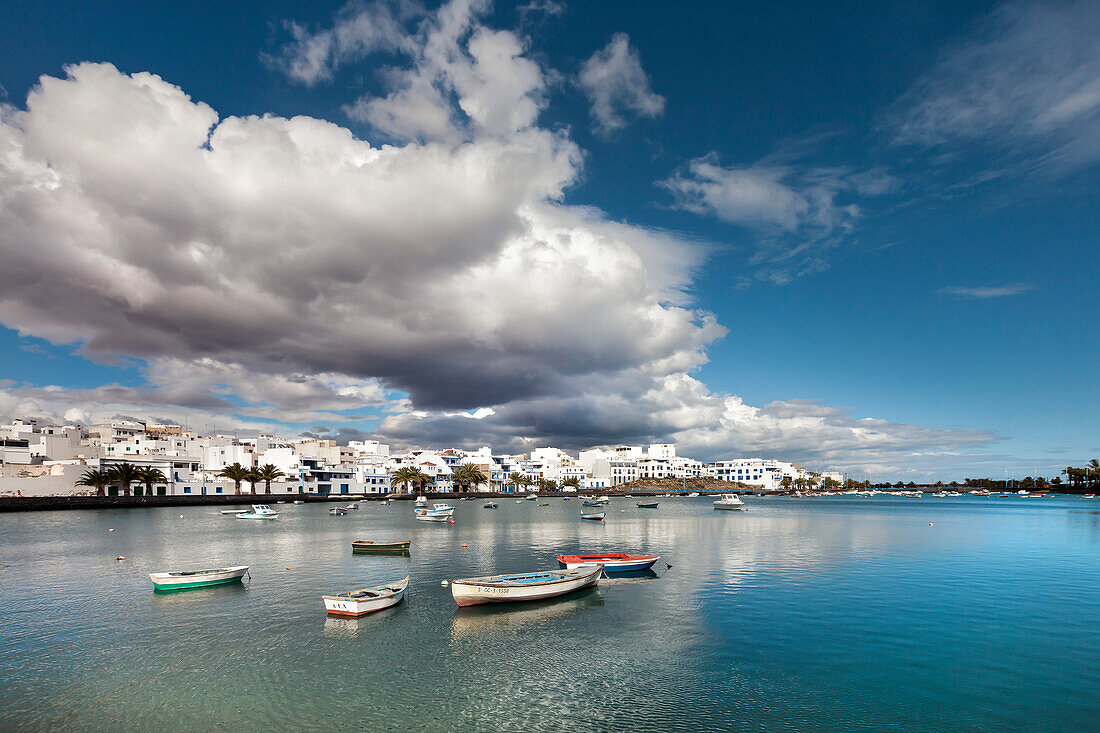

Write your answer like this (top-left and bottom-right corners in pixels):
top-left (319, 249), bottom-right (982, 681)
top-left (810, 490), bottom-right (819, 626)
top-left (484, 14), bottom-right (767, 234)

top-left (216, 487), bottom-right (222, 493)
top-left (183, 487), bottom-right (191, 494)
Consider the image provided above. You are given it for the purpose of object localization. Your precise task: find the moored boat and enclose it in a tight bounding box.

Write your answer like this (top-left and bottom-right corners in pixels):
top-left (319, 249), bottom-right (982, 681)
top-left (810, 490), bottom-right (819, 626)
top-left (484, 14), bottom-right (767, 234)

top-left (450, 564), bottom-right (603, 607)
top-left (220, 508), bottom-right (248, 515)
top-left (293, 500), bottom-right (305, 505)
top-left (351, 540), bottom-right (411, 553)
top-left (330, 507), bottom-right (347, 516)
top-left (582, 499), bottom-right (602, 507)
top-left (557, 553), bottom-right (659, 572)
top-left (713, 494), bottom-right (746, 511)
top-left (323, 576), bottom-right (409, 617)
top-left (484, 502), bottom-right (498, 509)
top-left (236, 504), bottom-right (279, 520)
top-left (580, 511), bottom-right (605, 521)
top-left (526, 494), bottom-right (538, 501)
top-left (150, 565), bottom-right (249, 591)
top-left (637, 501), bottom-right (659, 508)
top-left (415, 503), bottom-right (454, 518)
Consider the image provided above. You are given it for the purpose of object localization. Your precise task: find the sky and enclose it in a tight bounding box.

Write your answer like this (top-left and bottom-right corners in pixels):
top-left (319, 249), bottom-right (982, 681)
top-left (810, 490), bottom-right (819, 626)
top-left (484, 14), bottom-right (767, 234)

top-left (0, 0), bottom-right (1097, 480)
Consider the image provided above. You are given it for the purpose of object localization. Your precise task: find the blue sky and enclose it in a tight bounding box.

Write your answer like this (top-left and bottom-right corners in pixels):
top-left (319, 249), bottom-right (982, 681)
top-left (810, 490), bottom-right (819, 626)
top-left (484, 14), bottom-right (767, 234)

top-left (0, 0), bottom-right (1096, 480)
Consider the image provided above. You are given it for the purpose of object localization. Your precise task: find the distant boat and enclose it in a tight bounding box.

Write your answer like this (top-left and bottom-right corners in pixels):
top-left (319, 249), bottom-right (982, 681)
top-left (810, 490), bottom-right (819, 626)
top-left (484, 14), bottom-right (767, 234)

top-left (415, 513), bottom-right (450, 522)
top-left (293, 500), bottom-right (305, 505)
top-left (582, 499), bottom-right (602, 507)
top-left (580, 511), bottom-right (605, 521)
top-left (150, 565), bottom-right (248, 592)
top-left (687, 492), bottom-right (700, 497)
top-left (637, 502), bottom-right (659, 509)
top-left (483, 502), bottom-right (498, 509)
top-left (220, 508), bottom-right (248, 515)
top-left (449, 564), bottom-right (603, 607)
top-left (346, 503), bottom-right (359, 510)
top-left (713, 494), bottom-right (746, 511)
top-left (351, 540), bottom-right (411, 553)
top-left (330, 507), bottom-right (347, 516)
top-left (236, 504), bottom-right (279, 520)
top-left (323, 576), bottom-right (409, 617)
top-left (538, 502), bottom-right (549, 506)
top-left (415, 495), bottom-right (429, 506)
top-left (557, 553), bottom-right (658, 572)
top-left (526, 494), bottom-right (538, 501)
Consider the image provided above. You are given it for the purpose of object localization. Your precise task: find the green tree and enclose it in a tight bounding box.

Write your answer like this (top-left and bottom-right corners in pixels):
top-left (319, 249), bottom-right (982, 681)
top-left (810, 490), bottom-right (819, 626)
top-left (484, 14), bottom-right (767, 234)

top-left (135, 466), bottom-right (168, 496)
top-left (75, 468), bottom-right (112, 497)
top-left (244, 469), bottom-right (261, 495)
top-left (561, 476), bottom-right (580, 490)
top-left (508, 472), bottom-right (526, 492)
top-left (539, 478), bottom-right (557, 491)
top-left (390, 467), bottom-right (416, 494)
top-left (410, 469), bottom-right (434, 494)
top-left (780, 476), bottom-right (793, 492)
top-left (254, 464), bottom-right (286, 494)
top-left (216, 463), bottom-right (251, 495)
top-left (451, 463), bottom-right (488, 493)
top-left (107, 463), bottom-right (142, 497)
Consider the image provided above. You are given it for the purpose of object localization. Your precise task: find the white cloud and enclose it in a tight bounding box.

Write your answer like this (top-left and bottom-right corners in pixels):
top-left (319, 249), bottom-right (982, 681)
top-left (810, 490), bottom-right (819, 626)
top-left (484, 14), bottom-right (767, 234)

top-left (268, 0), bottom-right (412, 86)
top-left (939, 283), bottom-right (1034, 298)
top-left (579, 33), bottom-right (665, 135)
top-left (886, 0), bottom-right (1100, 177)
top-left (660, 153), bottom-right (895, 283)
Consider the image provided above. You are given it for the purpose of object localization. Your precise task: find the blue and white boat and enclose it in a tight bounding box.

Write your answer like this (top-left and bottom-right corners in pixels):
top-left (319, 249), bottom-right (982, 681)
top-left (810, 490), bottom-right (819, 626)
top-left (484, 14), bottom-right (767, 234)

top-left (450, 564), bottom-right (603, 606)
top-left (236, 504), bottom-right (279, 520)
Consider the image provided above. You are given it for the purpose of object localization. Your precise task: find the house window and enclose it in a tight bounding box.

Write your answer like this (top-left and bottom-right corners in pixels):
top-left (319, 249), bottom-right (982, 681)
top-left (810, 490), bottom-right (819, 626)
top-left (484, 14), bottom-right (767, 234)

top-left (216, 487), bottom-right (222, 493)
top-left (341, 484), bottom-right (349, 493)
top-left (183, 487), bottom-right (191, 494)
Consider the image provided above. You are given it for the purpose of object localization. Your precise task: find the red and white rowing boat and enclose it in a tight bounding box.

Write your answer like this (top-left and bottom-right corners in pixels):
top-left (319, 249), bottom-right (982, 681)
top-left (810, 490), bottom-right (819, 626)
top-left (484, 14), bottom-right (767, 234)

top-left (556, 553), bottom-right (659, 572)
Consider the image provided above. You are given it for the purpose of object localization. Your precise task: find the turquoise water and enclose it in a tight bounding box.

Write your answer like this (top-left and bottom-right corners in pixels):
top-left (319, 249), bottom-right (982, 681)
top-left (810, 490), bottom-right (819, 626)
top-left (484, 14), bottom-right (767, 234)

top-left (1, 495), bottom-right (1099, 731)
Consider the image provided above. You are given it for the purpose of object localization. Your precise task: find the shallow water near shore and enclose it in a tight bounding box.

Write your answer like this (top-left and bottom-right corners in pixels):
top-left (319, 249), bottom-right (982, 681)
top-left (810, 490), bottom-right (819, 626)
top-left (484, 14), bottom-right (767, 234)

top-left (2, 494), bottom-right (1099, 731)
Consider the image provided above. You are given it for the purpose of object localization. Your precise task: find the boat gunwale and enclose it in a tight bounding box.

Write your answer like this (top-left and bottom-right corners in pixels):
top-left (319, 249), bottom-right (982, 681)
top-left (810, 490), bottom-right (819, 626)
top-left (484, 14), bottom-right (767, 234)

top-left (150, 565), bottom-right (249, 580)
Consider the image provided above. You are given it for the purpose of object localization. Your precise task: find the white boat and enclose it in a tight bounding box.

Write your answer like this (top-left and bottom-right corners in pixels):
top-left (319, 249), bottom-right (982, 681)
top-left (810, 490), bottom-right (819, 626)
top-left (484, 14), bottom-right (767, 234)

top-left (330, 507), bottom-right (347, 516)
top-left (346, 503), bottom-right (359, 510)
top-left (526, 494), bottom-right (538, 501)
top-left (415, 512), bottom-right (450, 522)
top-left (415, 495), bottom-right (429, 506)
top-left (415, 503), bottom-right (454, 518)
top-left (713, 494), bottom-right (746, 511)
top-left (150, 565), bottom-right (249, 591)
top-left (323, 576), bottom-right (409, 617)
top-left (450, 564), bottom-right (603, 607)
top-left (236, 504), bottom-right (279, 520)
top-left (580, 511), bottom-right (605, 521)
top-left (687, 492), bottom-right (700, 497)
top-left (220, 508), bottom-right (247, 515)
top-left (293, 500), bottom-right (305, 505)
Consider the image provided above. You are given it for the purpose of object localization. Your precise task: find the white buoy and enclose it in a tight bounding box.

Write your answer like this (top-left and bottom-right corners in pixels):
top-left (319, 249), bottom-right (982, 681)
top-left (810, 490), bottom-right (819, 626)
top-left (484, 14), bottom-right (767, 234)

top-left (108, 528), bottom-right (115, 532)
top-left (116, 556), bottom-right (125, 561)
top-left (441, 580), bottom-right (449, 586)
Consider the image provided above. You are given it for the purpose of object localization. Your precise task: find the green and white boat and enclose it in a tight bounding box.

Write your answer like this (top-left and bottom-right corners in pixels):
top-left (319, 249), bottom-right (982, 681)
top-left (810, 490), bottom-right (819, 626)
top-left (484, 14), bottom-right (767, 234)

top-left (149, 565), bottom-right (249, 591)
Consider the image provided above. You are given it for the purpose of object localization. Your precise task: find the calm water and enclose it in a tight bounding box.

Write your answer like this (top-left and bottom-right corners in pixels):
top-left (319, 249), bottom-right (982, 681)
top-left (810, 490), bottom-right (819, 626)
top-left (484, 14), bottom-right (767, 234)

top-left (2, 495), bottom-right (1099, 731)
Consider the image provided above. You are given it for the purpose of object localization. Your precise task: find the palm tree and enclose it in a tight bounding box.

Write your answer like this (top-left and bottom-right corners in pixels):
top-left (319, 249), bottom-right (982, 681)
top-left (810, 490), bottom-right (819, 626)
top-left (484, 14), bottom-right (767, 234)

top-left (216, 463), bottom-right (251, 495)
top-left (135, 467), bottom-right (168, 497)
top-left (390, 467), bottom-right (417, 494)
top-left (75, 468), bottom-right (112, 497)
top-left (508, 472), bottom-right (526, 492)
top-left (254, 464), bottom-right (286, 494)
top-left (561, 476), bottom-right (580, 490)
top-left (244, 469), bottom-right (262, 495)
top-left (539, 478), bottom-right (556, 492)
top-left (107, 463), bottom-right (142, 497)
top-left (451, 463), bottom-right (488, 493)
top-left (780, 476), bottom-right (793, 492)
top-left (1089, 459), bottom-right (1100, 488)
top-left (410, 469), bottom-right (434, 495)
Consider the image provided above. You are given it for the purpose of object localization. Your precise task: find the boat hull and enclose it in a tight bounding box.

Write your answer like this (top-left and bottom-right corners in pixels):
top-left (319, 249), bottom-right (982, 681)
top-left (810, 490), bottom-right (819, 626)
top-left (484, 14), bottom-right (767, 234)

top-left (713, 503), bottom-right (746, 511)
top-left (580, 512), bottom-right (605, 521)
top-left (150, 566), bottom-right (249, 591)
top-left (415, 514), bottom-right (450, 522)
top-left (557, 554), bottom-right (659, 572)
top-left (450, 565), bottom-right (603, 607)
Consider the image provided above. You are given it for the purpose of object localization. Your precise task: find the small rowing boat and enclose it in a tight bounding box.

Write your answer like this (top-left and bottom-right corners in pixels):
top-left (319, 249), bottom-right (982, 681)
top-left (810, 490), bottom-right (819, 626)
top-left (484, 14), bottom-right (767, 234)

top-left (637, 501), bottom-right (659, 508)
top-left (449, 564), bottom-right (603, 607)
top-left (557, 553), bottom-right (659, 572)
top-left (351, 540), bottom-right (411, 553)
top-left (330, 507), bottom-right (347, 516)
top-left (483, 502), bottom-right (498, 509)
top-left (150, 565), bottom-right (249, 591)
top-left (323, 576), bottom-right (409, 617)
top-left (580, 511), bottom-right (605, 521)
top-left (582, 499), bottom-right (602, 507)
top-left (236, 504), bottom-right (279, 520)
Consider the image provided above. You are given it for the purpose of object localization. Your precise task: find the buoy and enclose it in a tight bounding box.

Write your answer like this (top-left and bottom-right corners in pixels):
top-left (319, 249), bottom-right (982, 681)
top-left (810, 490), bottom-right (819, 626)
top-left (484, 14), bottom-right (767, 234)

top-left (929, 523), bottom-right (933, 526)
top-left (441, 580), bottom-right (449, 586)
top-left (449, 518), bottom-right (455, 524)
top-left (215, 561), bottom-right (222, 564)
top-left (108, 528), bottom-right (115, 532)
top-left (286, 567), bottom-right (290, 570)
top-left (179, 514), bottom-right (184, 518)
top-left (116, 556), bottom-right (125, 561)
top-left (461, 543), bottom-right (467, 548)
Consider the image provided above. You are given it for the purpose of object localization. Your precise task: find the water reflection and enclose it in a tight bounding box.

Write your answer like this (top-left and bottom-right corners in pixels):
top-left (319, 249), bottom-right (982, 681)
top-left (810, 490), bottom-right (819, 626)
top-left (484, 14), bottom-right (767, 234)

top-left (450, 588), bottom-right (604, 638)
top-left (149, 581), bottom-right (250, 602)
top-left (601, 568), bottom-right (660, 582)
top-left (322, 605), bottom-right (404, 638)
